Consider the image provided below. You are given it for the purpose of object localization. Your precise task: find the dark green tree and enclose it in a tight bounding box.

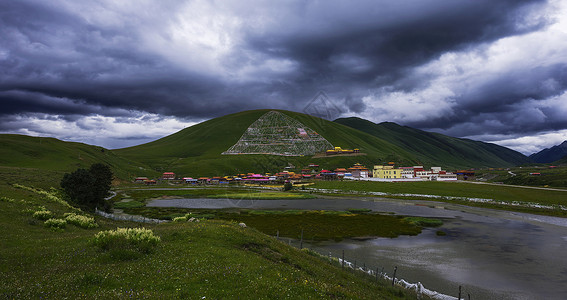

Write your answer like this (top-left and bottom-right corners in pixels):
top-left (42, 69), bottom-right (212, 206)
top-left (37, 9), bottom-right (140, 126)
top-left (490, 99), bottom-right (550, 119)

top-left (283, 181), bottom-right (293, 191)
top-left (89, 163), bottom-right (113, 202)
top-left (60, 163), bottom-right (113, 211)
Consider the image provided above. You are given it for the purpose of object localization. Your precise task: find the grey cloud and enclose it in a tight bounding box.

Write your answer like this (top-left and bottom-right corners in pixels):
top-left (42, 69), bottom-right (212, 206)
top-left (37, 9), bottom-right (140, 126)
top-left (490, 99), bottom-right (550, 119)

top-left (0, 0), bottom-right (565, 151)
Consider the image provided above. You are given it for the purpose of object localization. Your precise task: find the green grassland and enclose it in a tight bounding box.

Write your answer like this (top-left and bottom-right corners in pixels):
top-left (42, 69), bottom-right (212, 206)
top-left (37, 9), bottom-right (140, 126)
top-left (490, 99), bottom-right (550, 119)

top-left (0, 170), bottom-right (422, 299)
top-left (115, 207), bottom-right (432, 240)
top-left (475, 165), bottom-right (567, 188)
top-left (0, 134), bottom-right (158, 181)
top-left (310, 180), bottom-right (567, 216)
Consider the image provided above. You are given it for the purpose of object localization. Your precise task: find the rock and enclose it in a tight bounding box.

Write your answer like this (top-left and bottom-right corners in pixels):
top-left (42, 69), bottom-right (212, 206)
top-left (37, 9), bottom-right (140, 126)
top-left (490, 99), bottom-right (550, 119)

top-left (238, 222), bottom-right (247, 228)
top-left (188, 217), bottom-right (196, 222)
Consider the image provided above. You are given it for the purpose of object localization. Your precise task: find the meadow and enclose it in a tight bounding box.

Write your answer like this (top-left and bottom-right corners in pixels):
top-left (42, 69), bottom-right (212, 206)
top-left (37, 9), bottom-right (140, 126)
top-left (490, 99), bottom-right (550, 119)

top-left (0, 168), bottom-right (423, 299)
top-left (309, 180), bottom-right (567, 217)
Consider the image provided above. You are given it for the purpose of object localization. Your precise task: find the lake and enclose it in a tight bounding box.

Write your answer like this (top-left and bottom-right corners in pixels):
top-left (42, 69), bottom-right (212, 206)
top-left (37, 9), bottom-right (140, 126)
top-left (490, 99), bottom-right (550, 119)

top-left (148, 197), bottom-right (567, 299)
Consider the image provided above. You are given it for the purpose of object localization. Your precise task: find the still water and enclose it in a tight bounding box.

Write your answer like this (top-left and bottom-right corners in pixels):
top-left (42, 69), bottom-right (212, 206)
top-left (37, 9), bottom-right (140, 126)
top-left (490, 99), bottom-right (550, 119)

top-left (148, 197), bottom-right (567, 299)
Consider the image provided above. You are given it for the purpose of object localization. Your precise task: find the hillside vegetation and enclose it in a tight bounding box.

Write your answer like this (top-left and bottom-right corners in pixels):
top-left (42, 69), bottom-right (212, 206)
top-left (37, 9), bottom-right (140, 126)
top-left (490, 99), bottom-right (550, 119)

top-left (1, 110), bottom-right (535, 179)
top-left (334, 118), bottom-right (531, 169)
top-left (0, 134), bottom-right (157, 181)
top-left (114, 110), bottom-right (418, 177)
top-left (0, 168), bottom-right (420, 299)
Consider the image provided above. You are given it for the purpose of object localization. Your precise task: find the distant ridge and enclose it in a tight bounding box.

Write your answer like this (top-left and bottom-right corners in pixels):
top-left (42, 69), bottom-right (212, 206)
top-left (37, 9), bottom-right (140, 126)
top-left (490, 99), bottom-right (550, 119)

top-left (0, 134), bottom-right (155, 180)
top-left (334, 117), bottom-right (531, 168)
top-left (529, 141), bottom-right (567, 163)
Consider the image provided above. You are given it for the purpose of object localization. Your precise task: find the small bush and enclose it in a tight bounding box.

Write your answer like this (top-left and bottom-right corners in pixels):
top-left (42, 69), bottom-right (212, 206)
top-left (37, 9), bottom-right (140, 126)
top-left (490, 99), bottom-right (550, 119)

top-left (283, 182), bottom-right (293, 191)
top-left (33, 210), bottom-right (53, 221)
top-left (0, 196), bottom-right (15, 203)
top-left (173, 216), bottom-right (187, 222)
top-left (64, 213), bottom-right (98, 229)
top-left (44, 218), bottom-right (67, 230)
top-left (93, 228), bottom-right (160, 254)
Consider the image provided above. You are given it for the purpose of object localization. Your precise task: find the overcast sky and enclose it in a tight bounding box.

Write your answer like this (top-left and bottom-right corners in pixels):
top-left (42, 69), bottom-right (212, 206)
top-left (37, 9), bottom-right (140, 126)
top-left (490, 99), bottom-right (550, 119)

top-left (1, 0), bottom-right (567, 154)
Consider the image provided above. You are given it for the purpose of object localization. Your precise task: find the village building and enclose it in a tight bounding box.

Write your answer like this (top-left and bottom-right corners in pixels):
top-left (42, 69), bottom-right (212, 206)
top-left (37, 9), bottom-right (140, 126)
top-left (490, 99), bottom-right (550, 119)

top-left (320, 169), bottom-right (338, 180)
top-left (184, 177), bottom-right (198, 184)
top-left (399, 167), bottom-right (415, 178)
top-left (134, 177), bottom-right (148, 183)
top-left (162, 172), bottom-right (175, 180)
top-left (348, 163), bottom-right (370, 178)
top-left (325, 147), bottom-right (360, 155)
top-left (373, 165), bottom-right (402, 179)
top-left (455, 170), bottom-right (476, 181)
top-left (197, 177), bottom-right (210, 184)
top-left (436, 173), bottom-right (458, 181)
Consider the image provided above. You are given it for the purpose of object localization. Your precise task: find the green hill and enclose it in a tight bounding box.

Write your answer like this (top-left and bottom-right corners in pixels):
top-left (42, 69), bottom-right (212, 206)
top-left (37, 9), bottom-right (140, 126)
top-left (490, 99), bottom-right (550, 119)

top-left (334, 117), bottom-right (531, 169)
top-left (114, 110), bottom-right (418, 177)
top-left (0, 134), bottom-right (156, 182)
top-left (553, 155), bottom-right (567, 165)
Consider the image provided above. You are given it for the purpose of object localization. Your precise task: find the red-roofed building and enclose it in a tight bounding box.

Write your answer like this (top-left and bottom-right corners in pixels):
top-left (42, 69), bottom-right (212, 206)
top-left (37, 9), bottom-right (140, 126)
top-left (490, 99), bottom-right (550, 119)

top-left (162, 172), bottom-right (175, 180)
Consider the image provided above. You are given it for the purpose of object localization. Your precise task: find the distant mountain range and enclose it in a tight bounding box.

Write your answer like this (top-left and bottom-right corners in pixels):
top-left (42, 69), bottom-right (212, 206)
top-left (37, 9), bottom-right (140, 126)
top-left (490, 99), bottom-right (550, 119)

top-left (0, 110), bottom-right (535, 178)
top-left (529, 141), bottom-right (567, 163)
top-left (334, 117), bottom-right (531, 168)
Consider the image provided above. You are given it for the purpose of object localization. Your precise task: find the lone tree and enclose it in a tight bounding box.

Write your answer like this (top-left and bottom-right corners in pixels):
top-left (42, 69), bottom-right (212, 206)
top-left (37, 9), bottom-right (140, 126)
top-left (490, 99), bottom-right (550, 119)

top-left (61, 163), bottom-right (113, 211)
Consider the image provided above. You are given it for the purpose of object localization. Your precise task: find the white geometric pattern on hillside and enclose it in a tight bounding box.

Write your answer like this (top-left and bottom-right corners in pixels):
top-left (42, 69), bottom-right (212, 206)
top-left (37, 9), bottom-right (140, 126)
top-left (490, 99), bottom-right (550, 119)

top-left (222, 111), bottom-right (334, 156)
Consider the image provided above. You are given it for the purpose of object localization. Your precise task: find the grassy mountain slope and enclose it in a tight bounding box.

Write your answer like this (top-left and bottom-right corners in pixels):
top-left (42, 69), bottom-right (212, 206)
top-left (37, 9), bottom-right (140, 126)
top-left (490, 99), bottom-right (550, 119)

top-left (334, 118), bottom-right (531, 169)
top-left (114, 110), bottom-right (418, 177)
top-left (554, 156), bottom-right (567, 165)
top-left (0, 134), bottom-right (156, 182)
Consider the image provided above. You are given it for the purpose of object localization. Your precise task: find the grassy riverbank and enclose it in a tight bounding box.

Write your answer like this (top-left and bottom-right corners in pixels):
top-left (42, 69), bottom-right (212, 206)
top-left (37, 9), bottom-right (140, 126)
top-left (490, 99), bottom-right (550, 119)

top-left (119, 207), bottom-right (434, 240)
top-left (0, 172), bottom-right (423, 299)
top-left (310, 180), bottom-right (567, 217)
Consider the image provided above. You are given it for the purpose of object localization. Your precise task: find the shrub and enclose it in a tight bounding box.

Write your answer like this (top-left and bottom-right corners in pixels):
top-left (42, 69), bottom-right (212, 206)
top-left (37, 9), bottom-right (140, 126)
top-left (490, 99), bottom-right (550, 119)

top-left (346, 208), bottom-right (372, 214)
top-left (93, 228), bottom-right (160, 254)
top-left (13, 184), bottom-right (78, 210)
top-left (64, 213), bottom-right (98, 229)
top-left (33, 209), bottom-right (53, 220)
top-left (0, 196), bottom-right (15, 203)
top-left (173, 216), bottom-right (188, 222)
top-left (283, 182), bottom-right (293, 191)
top-left (44, 218), bottom-right (67, 230)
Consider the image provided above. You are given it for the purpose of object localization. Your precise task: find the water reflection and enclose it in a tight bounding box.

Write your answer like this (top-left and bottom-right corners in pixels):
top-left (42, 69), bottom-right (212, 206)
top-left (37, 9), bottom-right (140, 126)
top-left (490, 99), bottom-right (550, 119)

top-left (148, 197), bottom-right (567, 299)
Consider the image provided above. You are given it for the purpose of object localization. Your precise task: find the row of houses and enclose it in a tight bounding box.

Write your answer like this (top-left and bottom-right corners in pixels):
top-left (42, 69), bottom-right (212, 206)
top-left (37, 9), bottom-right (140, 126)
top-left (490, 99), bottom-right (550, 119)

top-left (134, 163), bottom-right (474, 185)
top-left (372, 165), bottom-right (460, 181)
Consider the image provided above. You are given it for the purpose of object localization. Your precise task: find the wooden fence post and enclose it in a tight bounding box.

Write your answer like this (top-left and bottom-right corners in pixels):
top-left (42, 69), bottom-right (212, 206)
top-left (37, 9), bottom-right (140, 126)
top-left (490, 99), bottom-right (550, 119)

top-left (392, 266), bottom-right (397, 286)
top-left (342, 250), bottom-right (345, 269)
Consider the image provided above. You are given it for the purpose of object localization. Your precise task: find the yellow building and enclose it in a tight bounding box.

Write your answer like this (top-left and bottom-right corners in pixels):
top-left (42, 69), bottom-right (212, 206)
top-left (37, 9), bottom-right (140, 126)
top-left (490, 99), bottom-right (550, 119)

top-left (373, 165), bottom-right (402, 179)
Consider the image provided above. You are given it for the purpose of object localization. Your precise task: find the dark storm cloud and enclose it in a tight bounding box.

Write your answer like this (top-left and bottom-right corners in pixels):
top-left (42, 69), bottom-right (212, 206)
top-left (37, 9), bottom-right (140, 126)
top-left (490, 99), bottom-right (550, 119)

top-left (0, 0), bottom-right (565, 151)
top-left (403, 62), bottom-right (567, 137)
top-left (0, 0), bottom-right (548, 118)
